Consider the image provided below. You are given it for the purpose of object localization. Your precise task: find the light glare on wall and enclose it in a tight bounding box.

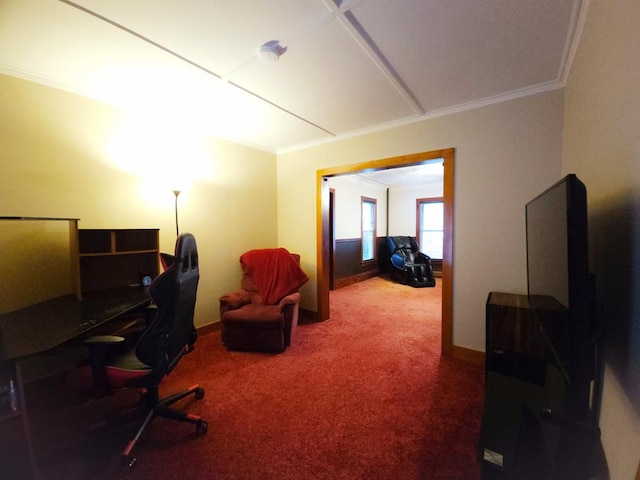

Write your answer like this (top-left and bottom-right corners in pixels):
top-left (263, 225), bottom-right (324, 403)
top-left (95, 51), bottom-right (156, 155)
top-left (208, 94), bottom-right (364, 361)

top-left (106, 116), bottom-right (214, 205)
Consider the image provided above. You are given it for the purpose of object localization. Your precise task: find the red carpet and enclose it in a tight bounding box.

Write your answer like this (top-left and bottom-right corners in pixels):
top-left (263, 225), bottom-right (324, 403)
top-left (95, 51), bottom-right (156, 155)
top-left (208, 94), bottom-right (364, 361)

top-left (28, 276), bottom-right (484, 479)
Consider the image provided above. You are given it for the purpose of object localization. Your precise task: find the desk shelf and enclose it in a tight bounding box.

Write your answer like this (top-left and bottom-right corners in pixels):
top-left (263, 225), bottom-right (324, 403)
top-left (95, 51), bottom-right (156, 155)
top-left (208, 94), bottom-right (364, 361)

top-left (78, 229), bottom-right (159, 293)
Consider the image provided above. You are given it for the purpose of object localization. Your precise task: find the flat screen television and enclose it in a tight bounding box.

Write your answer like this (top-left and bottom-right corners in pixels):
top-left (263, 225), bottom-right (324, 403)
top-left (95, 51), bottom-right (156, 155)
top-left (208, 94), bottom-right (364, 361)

top-left (525, 174), bottom-right (596, 422)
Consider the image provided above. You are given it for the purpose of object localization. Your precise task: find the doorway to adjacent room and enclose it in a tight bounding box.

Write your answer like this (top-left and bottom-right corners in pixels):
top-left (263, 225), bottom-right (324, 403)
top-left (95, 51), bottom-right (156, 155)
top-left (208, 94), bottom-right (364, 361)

top-left (316, 148), bottom-right (455, 356)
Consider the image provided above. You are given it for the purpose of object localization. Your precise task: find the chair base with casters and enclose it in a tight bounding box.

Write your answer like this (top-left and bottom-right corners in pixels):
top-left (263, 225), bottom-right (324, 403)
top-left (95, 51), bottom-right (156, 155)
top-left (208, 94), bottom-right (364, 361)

top-left (77, 330), bottom-right (208, 468)
top-left (121, 382), bottom-right (207, 469)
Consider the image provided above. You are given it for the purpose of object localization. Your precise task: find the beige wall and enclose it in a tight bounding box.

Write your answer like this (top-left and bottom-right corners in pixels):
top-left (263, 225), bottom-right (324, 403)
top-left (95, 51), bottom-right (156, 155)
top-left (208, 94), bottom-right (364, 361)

top-left (563, 0), bottom-right (640, 477)
top-left (0, 74), bottom-right (279, 328)
top-left (325, 175), bottom-right (387, 240)
top-left (278, 89), bottom-right (564, 351)
top-left (389, 183), bottom-right (443, 237)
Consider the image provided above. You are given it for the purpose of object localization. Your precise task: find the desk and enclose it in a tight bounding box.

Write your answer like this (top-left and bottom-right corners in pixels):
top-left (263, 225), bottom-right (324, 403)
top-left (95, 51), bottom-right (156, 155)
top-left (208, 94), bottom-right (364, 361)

top-left (0, 286), bottom-right (151, 361)
top-left (0, 287), bottom-right (151, 480)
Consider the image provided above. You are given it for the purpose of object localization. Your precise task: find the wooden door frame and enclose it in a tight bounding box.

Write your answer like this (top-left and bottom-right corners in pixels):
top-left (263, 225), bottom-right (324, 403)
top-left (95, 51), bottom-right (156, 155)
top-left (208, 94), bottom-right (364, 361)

top-left (316, 148), bottom-right (455, 356)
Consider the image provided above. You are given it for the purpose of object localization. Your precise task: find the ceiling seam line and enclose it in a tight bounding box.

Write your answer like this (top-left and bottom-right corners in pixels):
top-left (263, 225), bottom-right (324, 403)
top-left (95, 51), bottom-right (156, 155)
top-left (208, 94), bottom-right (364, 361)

top-left (57, 0), bottom-right (334, 137)
top-left (227, 81), bottom-right (335, 136)
top-left (324, 3), bottom-right (425, 115)
top-left (320, 0), bottom-right (424, 114)
top-left (57, 0), bottom-right (223, 81)
top-left (339, 11), bottom-right (425, 115)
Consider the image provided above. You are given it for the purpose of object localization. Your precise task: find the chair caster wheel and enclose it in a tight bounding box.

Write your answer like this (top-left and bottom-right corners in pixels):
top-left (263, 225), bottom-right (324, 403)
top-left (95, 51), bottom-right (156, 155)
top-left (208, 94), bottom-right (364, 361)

top-left (122, 454), bottom-right (137, 469)
top-left (195, 387), bottom-right (205, 400)
top-left (196, 420), bottom-right (208, 435)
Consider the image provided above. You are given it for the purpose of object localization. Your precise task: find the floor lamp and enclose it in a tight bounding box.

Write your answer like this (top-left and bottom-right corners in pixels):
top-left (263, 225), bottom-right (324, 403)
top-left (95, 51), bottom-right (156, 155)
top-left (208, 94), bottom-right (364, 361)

top-left (173, 190), bottom-right (181, 236)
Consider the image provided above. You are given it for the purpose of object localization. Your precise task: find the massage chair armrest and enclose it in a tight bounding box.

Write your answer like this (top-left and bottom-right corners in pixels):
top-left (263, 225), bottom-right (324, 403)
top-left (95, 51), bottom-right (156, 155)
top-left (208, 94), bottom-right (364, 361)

top-left (278, 292), bottom-right (301, 312)
top-left (416, 251), bottom-right (431, 262)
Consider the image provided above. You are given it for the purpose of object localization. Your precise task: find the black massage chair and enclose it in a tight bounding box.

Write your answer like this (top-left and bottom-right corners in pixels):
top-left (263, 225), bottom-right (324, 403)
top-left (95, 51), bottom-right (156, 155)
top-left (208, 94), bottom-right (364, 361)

top-left (386, 236), bottom-right (436, 288)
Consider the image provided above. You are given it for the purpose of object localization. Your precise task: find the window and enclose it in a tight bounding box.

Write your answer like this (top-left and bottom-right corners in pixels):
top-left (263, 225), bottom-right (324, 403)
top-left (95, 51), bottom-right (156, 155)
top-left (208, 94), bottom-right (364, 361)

top-left (361, 197), bottom-right (377, 262)
top-left (417, 198), bottom-right (443, 259)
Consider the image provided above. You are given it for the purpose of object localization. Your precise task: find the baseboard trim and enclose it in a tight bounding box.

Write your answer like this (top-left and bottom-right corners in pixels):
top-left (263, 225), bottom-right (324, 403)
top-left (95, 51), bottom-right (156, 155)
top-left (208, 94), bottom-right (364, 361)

top-left (197, 321), bottom-right (221, 336)
top-left (299, 307), bottom-right (320, 324)
top-left (451, 345), bottom-right (485, 365)
top-left (333, 269), bottom-right (380, 289)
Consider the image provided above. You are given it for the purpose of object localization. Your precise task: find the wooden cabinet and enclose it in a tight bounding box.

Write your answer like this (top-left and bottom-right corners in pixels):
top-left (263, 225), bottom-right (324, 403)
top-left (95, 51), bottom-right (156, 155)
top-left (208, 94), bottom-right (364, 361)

top-left (78, 229), bottom-right (159, 294)
top-left (0, 362), bottom-right (38, 479)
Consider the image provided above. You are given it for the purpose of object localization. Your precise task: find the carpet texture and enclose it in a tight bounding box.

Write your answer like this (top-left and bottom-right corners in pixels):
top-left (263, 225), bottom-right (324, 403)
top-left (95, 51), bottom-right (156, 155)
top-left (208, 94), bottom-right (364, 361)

top-left (29, 275), bottom-right (484, 480)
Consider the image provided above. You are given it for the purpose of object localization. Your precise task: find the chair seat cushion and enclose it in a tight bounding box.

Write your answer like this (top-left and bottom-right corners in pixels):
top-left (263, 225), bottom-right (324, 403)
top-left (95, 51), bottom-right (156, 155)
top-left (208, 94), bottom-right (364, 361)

top-left (67, 346), bottom-right (152, 390)
top-left (222, 304), bottom-right (284, 329)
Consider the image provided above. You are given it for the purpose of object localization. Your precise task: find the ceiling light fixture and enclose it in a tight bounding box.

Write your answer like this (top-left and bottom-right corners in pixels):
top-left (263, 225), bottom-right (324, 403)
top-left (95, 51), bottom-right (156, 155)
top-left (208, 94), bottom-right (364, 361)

top-left (257, 40), bottom-right (286, 64)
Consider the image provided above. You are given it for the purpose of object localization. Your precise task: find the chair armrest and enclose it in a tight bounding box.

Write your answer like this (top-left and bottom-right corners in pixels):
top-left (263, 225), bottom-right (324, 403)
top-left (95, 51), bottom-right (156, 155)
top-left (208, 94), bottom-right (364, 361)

top-left (278, 292), bottom-right (301, 312)
top-left (82, 335), bottom-right (126, 396)
top-left (417, 252), bottom-right (431, 261)
top-left (219, 290), bottom-right (252, 309)
top-left (83, 335), bottom-right (126, 345)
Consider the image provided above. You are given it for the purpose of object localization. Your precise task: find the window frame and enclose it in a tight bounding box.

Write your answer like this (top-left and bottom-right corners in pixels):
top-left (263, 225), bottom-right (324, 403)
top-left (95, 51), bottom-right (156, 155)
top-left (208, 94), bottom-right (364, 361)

top-left (416, 197), bottom-right (444, 260)
top-left (361, 196), bottom-right (377, 264)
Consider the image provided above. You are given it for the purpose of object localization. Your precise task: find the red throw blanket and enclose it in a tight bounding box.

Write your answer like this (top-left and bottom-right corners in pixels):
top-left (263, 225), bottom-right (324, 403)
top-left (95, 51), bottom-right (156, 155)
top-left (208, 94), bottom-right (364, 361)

top-left (240, 248), bottom-right (309, 305)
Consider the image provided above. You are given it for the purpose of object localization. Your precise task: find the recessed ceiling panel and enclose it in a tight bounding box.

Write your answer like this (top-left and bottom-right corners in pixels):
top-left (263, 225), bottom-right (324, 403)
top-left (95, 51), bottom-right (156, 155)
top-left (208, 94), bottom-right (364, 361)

top-left (228, 17), bottom-right (418, 135)
top-left (351, 0), bottom-right (577, 111)
top-left (73, 0), bottom-right (334, 76)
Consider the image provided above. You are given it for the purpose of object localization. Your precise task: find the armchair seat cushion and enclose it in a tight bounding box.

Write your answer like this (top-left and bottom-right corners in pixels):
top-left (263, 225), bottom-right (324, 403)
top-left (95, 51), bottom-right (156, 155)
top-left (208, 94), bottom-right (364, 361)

top-left (222, 304), bottom-right (284, 329)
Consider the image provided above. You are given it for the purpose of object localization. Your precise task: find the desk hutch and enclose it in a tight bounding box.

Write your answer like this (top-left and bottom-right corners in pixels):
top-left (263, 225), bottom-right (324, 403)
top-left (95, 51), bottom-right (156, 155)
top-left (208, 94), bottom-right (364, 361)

top-left (0, 217), bottom-right (159, 479)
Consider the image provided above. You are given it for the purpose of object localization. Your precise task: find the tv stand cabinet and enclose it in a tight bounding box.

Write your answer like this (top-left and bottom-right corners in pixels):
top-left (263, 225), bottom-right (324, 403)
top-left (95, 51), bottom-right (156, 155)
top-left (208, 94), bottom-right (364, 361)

top-left (479, 292), bottom-right (603, 480)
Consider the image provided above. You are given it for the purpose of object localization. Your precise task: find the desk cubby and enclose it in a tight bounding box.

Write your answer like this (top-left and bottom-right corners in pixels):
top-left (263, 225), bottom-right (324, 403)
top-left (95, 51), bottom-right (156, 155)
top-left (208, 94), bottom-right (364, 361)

top-left (78, 229), bottom-right (159, 293)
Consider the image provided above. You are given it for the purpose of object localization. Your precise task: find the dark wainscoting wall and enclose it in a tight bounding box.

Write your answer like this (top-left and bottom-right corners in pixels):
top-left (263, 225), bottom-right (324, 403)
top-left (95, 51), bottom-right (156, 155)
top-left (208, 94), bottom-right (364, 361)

top-left (333, 237), bottom-right (389, 289)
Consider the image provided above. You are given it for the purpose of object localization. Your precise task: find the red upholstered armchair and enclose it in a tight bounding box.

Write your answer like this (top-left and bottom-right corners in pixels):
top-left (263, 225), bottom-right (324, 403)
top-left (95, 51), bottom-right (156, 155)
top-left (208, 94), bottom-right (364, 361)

top-left (220, 248), bottom-right (308, 353)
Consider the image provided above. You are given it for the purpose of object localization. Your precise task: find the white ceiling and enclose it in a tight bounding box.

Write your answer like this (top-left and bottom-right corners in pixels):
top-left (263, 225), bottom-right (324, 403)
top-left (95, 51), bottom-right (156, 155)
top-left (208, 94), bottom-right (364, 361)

top-left (353, 161), bottom-right (444, 188)
top-left (0, 0), bottom-right (586, 153)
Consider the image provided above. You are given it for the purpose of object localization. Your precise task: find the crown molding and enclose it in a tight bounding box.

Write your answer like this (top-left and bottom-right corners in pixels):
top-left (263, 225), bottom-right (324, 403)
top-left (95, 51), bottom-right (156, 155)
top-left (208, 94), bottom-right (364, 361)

top-left (277, 79), bottom-right (563, 155)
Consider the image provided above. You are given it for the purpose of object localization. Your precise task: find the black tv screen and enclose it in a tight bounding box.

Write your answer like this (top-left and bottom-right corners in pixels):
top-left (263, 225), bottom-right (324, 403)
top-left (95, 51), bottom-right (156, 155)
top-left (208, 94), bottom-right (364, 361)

top-left (525, 174), bottom-right (594, 420)
top-left (526, 175), bottom-right (589, 307)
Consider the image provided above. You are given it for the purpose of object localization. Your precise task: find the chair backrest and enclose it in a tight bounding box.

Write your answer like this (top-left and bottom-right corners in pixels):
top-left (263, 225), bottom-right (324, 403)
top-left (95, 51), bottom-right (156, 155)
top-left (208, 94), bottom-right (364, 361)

top-left (239, 252), bottom-right (302, 304)
top-left (239, 249), bottom-right (307, 305)
top-left (136, 233), bottom-right (199, 381)
top-left (387, 236), bottom-right (419, 262)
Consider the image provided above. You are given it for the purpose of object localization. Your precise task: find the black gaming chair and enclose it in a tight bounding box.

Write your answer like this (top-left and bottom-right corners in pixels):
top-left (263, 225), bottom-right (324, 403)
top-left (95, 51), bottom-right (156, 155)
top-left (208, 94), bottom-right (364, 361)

top-left (386, 236), bottom-right (436, 288)
top-left (81, 233), bottom-right (207, 468)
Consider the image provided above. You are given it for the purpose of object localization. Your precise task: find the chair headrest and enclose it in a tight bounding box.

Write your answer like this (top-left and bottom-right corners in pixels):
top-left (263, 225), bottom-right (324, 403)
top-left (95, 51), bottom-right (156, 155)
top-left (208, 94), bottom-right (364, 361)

top-left (174, 233), bottom-right (198, 272)
top-left (388, 236), bottom-right (415, 251)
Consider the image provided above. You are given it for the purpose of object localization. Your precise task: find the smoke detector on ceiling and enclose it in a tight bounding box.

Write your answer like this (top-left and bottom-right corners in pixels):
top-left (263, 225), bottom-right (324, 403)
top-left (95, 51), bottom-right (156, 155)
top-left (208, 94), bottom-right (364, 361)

top-left (258, 40), bottom-right (287, 64)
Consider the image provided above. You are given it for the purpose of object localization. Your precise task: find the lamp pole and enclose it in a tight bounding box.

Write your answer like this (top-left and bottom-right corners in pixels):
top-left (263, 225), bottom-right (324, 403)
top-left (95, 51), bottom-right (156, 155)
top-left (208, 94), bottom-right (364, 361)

top-left (173, 190), bottom-right (181, 236)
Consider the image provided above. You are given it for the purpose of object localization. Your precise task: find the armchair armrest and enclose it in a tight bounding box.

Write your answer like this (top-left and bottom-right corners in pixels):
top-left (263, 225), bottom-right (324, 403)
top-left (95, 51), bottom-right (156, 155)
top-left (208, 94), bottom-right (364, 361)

top-left (278, 292), bottom-right (301, 312)
top-left (219, 290), bottom-right (252, 311)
